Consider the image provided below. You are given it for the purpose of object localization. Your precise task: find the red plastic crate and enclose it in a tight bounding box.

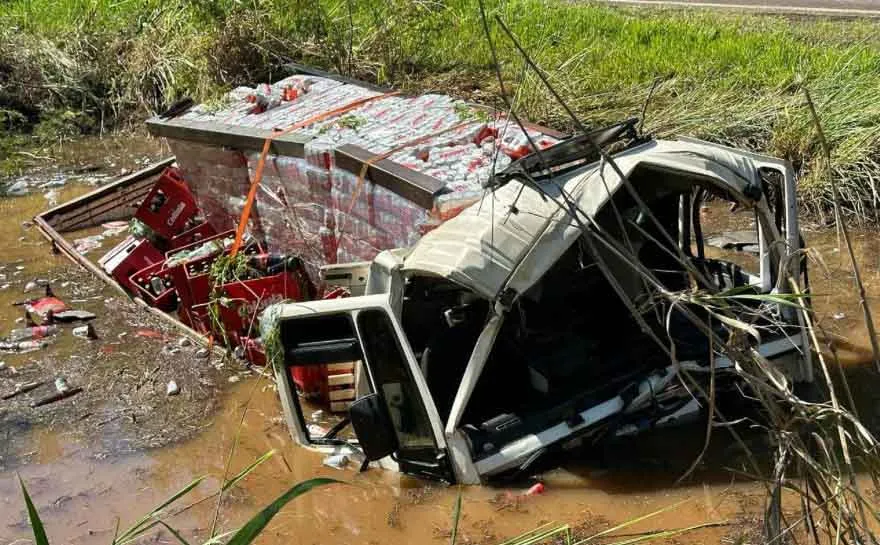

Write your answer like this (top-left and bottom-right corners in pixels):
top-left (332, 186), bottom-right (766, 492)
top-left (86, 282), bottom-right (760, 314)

top-left (290, 362), bottom-right (356, 411)
top-left (98, 236), bottom-right (165, 294)
top-left (129, 261), bottom-right (178, 311)
top-left (169, 221), bottom-right (218, 251)
top-left (215, 268), bottom-right (310, 338)
top-left (239, 336), bottom-right (267, 366)
top-left (134, 167), bottom-right (199, 240)
top-left (165, 230), bottom-right (236, 311)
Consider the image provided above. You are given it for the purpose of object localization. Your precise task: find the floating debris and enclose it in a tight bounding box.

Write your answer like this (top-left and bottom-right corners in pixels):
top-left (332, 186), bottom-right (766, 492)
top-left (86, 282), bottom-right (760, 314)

top-left (0, 339), bottom-right (51, 353)
top-left (72, 324), bottom-right (98, 339)
top-left (6, 181), bottom-right (28, 196)
top-left (322, 454), bottom-right (350, 470)
top-left (166, 380), bottom-right (180, 396)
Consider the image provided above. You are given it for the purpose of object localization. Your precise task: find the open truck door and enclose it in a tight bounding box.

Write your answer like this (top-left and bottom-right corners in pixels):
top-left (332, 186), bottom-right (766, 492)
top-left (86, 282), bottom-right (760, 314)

top-left (265, 294), bottom-right (456, 483)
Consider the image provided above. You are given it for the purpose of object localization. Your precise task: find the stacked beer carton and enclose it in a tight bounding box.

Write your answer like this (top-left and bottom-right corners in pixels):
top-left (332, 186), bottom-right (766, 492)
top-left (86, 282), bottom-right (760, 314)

top-left (171, 74), bottom-right (559, 273)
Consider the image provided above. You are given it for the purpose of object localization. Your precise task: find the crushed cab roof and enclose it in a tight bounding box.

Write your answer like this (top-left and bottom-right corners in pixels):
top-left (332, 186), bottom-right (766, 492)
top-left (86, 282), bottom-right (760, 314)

top-left (402, 137), bottom-right (793, 300)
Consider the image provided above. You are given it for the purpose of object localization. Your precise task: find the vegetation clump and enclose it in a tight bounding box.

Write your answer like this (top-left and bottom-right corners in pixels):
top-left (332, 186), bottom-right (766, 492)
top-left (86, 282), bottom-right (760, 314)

top-left (2, 0), bottom-right (880, 217)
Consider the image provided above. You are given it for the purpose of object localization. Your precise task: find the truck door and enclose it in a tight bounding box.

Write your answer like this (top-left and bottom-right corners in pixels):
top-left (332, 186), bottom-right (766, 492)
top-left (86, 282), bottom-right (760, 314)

top-left (273, 296), bottom-right (455, 483)
top-left (353, 308), bottom-right (455, 482)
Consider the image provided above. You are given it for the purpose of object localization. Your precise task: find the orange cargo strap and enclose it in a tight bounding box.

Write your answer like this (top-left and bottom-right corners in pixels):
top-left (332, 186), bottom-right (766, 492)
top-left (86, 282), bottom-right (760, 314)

top-left (337, 120), bottom-right (477, 241)
top-left (229, 91), bottom-right (400, 257)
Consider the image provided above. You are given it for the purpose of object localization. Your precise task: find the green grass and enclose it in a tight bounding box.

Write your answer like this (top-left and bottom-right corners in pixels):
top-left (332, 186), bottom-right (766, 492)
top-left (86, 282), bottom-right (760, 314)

top-left (2, 0), bottom-right (880, 218)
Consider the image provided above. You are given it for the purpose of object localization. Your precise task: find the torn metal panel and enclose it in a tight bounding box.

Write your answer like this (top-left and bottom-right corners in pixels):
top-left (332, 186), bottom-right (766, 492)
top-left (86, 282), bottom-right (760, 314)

top-left (404, 138), bottom-right (777, 301)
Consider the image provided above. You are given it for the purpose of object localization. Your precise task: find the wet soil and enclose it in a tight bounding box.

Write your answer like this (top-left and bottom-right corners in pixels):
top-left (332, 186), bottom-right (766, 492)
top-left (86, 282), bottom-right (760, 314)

top-left (1, 137), bottom-right (879, 545)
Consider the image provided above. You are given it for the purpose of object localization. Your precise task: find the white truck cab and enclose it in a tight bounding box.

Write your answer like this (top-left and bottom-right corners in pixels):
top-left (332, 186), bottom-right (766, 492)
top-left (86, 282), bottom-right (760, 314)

top-left (262, 133), bottom-right (812, 484)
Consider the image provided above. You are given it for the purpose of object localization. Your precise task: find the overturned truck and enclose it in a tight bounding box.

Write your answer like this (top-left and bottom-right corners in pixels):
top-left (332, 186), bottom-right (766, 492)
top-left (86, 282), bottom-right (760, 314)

top-left (264, 120), bottom-right (813, 484)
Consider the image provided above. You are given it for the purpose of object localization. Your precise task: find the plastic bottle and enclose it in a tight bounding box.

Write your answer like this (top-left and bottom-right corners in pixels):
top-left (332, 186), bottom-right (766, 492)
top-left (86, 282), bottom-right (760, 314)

top-left (6, 324), bottom-right (58, 342)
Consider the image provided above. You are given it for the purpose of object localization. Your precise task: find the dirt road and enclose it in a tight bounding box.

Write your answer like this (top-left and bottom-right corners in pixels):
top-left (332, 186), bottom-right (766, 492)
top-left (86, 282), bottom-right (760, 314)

top-left (596, 0), bottom-right (880, 16)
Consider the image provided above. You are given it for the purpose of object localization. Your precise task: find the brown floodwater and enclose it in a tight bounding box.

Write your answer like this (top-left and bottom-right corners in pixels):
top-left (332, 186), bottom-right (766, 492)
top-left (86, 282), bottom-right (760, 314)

top-left (1, 138), bottom-right (879, 545)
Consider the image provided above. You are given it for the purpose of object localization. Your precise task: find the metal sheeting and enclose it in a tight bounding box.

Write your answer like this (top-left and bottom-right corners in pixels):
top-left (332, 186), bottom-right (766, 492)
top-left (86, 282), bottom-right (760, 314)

top-left (403, 138), bottom-right (784, 300)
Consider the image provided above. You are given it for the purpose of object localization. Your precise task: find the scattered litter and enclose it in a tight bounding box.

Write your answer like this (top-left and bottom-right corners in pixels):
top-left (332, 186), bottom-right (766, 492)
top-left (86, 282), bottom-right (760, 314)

top-left (73, 235), bottom-right (104, 255)
top-left (73, 324), bottom-right (98, 339)
top-left (31, 377), bottom-right (82, 408)
top-left (1, 380), bottom-right (45, 400)
top-left (23, 279), bottom-right (49, 292)
top-left (0, 284), bottom-right (10, 290)
top-left (6, 322), bottom-right (58, 342)
top-left (0, 339), bottom-right (51, 353)
top-left (101, 222), bottom-right (129, 238)
top-left (164, 345), bottom-right (181, 355)
top-left (322, 454), bottom-right (350, 470)
top-left (6, 181), bottom-right (28, 196)
top-left (52, 309), bottom-right (97, 322)
top-left (307, 424), bottom-right (327, 437)
top-left (135, 329), bottom-right (164, 339)
top-left (195, 347), bottom-right (210, 358)
top-left (14, 317), bottom-right (23, 324)
top-left (15, 265), bottom-right (25, 271)
top-left (166, 381), bottom-right (180, 396)
top-left (17, 288), bottom-right (69, 320)
top-left (118, 332), bottom-right (128, 339)
top-left (833, 312), bottom-right (846, 320)
top-left (227, 375), bottom-right (240, 384)
top-left (44, 190), bottom-right (59, 206)
top-left (55, 377), bottom-right (71, 393)
top-left (524, 483), bottom-right (545, 496)
top-left (0, 361), bottom-right (5, 370)
top-left (178, 337), bottom-right (193, 348)
top-left (311, 410), bottom-right (324, 421)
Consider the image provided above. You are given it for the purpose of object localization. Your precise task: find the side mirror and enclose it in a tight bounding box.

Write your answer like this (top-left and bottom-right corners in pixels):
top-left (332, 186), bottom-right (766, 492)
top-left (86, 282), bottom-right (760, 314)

top-left (349, 393), bottom-right (398, 461)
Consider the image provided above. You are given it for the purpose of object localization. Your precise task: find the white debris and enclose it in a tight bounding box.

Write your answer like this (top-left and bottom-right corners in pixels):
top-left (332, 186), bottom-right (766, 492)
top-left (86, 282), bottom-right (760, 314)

top-left (311, 410), bottom-right (324, 421)
top-left (23, 279), bottom-right (47, 292)
top-left (178, 337), bottom-right (193, 348)
top-left (72, 325), bottom-right (94, 338)
top-left (14, 317), bottom-right (24, 324)
top-left (44, 190), bottom-right (59, 206)
top-left (7, 181), bottom-right (28, 196)
top-left (164, 345), bottom-right (181, 355)
top-left (166, 381), bottom-right (180, 396)
top-left (15, 266), bottom-right (25, 271)
top-left (0, 361), bottom-right (5, 371)
top-left (322, 454), bottom-right (350, 470)
top-left (228, 375), bottom-right (241, 384)
top-left (54, 377), bottom-right (70, 394)
top-left (307, 424), bottom-right (327, 437)
top-left (195, 347), bottom-right (210, 358)
top-left (833, 312), bottom-right (846, 320)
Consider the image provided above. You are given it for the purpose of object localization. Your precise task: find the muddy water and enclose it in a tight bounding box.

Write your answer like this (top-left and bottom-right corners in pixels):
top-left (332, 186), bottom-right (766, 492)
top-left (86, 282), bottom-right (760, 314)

top-left (1, 143), bottom-right (879, 544)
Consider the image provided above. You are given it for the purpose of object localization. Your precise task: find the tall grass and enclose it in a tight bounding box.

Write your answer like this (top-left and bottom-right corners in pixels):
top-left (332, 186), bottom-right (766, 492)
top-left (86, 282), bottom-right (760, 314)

top-left (1, 0), bottom-right (880, 217)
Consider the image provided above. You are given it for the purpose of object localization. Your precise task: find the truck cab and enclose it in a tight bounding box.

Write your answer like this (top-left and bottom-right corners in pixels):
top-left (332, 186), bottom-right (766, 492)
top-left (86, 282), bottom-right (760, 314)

top-left (262, 136), bottom-right (812, 484)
